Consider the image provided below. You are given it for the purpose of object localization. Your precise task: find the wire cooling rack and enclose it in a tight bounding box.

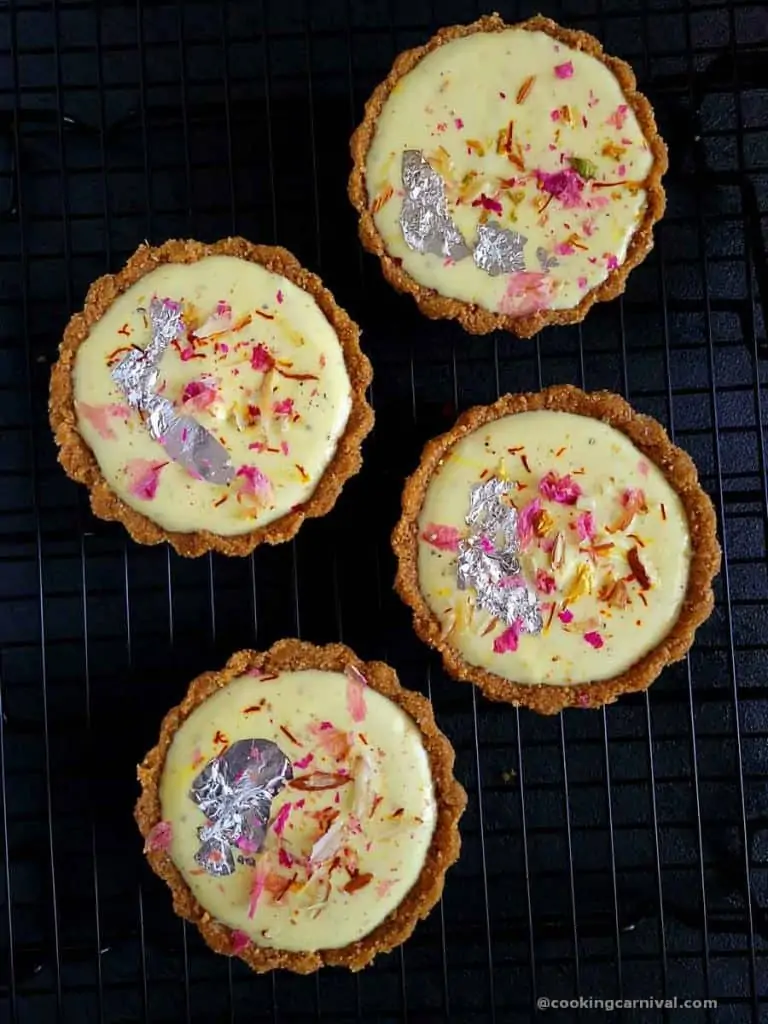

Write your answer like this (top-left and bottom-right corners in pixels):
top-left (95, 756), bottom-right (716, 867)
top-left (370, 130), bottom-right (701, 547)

top-left (1, 0), bottom-right (767, 1021)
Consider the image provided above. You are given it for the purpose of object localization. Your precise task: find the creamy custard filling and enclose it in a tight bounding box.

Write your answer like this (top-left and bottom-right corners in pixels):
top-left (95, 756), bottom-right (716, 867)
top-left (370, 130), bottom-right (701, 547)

top-left (157, 669), bottom-right (437, 952)
top-left (417, 411), bottom-right (691, 686)
top-left (73, 256), bottom-right (352, 535)
top-left (365, 29), bottom-right (655, 314)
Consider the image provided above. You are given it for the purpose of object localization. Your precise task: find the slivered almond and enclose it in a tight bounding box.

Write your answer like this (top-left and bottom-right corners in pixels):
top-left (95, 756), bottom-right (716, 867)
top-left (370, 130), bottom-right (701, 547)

top-left (440, 608), bottom-right (456, 639)
top-left (481, 616), bottom-right (499, 637)
top-left (607, 579), bottom-right (629, 609)
top-left (551, 532), bottom-right (565, 570)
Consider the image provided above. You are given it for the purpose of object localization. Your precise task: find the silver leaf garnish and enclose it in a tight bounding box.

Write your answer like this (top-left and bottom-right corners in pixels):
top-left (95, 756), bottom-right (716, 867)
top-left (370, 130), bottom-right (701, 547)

top-left (536, 245), bottom-right (559, 272)
top-left (189, 738), bottom-right (293, 877)
top-left (112, 298), bottom-right (235, 485)
top-left (473, 220), bottom-right (527, 276)
top-left (457, 477), bottom-right (542, 635)
top-left (400, 150), bottom-right (472, 261)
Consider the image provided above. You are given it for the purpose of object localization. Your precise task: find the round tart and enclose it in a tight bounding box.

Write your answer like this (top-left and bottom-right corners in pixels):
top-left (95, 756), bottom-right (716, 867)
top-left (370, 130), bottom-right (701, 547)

top-left (135, 640), bottom-right (466, 972)
top-left (393, 387), bottom-right (720, 714)
top-left (50, 238), bottom-right (373, 556)
top-left (349, 13), bottom-right (667, 337)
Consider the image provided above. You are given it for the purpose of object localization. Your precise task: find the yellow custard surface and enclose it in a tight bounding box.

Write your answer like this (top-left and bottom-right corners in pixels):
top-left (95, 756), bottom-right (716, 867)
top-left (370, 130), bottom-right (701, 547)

top-left (159, 669), bottom-right (437, 951)
top-left (366, 28), bottom-right (656, 313)
top-left (417, 411), bottom-right (691, 685)
top-left (73, 256), bottom-right (352, 535)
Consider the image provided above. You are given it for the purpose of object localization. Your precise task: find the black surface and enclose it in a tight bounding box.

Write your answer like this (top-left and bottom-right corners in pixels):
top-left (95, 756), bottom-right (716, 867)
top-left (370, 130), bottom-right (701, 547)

top-left (1, 0), bottom-right (768, 1022)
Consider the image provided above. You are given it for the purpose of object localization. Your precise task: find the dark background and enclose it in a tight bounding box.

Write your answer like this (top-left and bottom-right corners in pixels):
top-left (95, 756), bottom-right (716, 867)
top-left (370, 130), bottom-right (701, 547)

top-left (1, 0), bottom-right (767, 1021)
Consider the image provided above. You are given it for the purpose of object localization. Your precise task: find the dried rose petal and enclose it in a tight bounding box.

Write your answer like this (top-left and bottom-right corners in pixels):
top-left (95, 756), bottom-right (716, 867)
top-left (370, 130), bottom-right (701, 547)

top-left (493, 620), bottom-right (522, 654)
top-left (145, 820), bottom-right (173, 852)
top-left (539, 471), bottom-right (581, 504)
top-left (420, 523), bottom-right (462, 551)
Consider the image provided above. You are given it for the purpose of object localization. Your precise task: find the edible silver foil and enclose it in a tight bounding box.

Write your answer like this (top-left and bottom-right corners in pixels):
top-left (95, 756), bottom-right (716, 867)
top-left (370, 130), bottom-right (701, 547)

top-left (473, 221), bottom-right (527, 276)
top-left (189, 738), bottom-right (293, 877)
top-left (400, 150), bottom-right (471, 261)
top-left (112, 298), bottom-right (235, 485)
top-left (457, 477), bottom-right (542, 635)
top-left (536, 246), bottom-right (559, 272)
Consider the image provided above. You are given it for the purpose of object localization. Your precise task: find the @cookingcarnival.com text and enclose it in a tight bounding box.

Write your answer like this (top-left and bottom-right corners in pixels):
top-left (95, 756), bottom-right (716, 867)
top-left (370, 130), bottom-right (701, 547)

top-left (537, 996), bottom-right (718, 1012)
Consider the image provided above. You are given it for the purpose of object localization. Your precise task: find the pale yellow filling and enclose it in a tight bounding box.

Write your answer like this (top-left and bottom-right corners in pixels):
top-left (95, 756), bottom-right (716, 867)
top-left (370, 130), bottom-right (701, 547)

top-left (365, 28), bottom-right (656, 313)
top-left (417, 411), bottom-right (690, 686)
top-left (160, 670), bottom-right (436, 951)
top-left (73, 256), bottom-right (352, 535)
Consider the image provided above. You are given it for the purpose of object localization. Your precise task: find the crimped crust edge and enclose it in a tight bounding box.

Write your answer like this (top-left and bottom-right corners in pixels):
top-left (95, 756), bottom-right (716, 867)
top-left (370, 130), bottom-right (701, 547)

top-left (135, 639), bottom-right (467, 972)
top-left (348, 13), bottom-right (668, 338)
top-left (392, 386), bottom-right (721, 714)
top-left (49, 237), bottom-right (374, 557)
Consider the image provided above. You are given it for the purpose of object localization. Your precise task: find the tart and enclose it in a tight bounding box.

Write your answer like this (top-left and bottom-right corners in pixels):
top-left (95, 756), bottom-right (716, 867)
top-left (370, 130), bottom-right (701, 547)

top-left (49, 238), bottom-right (373, 556)
top-left (349, 13), bottom-right (667, 338)
top-left (135, 640), bottom-right (466, 973)
top-left (393, 387), bottom-right (720, 714)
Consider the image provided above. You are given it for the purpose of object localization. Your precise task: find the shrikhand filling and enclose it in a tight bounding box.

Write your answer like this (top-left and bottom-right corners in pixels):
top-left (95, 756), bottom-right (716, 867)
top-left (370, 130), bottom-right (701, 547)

top-left (365, 28), bottom-right (656, 314)
top-left (73, 256), bottom-right (352, 535)
top-left (153, 669), bottom-right (437, 952)
top-left (416, 411), bottom-right (691, 686)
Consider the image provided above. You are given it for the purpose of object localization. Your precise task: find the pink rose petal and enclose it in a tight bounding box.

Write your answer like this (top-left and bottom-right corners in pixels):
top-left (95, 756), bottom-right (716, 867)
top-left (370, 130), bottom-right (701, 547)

top-left (248, 859), bottom-right (270, 918)
top-left (584, 631), bottom-right (604, 649)
top-left (554, 61), bottom-right (574, 79)
top-left (230, 929), bottom-right (249, 954)
top-left (494, 620), bottom-right (522, 654)
top-left (77, 401), bottom-right (130, 440)
top-left (272, 397), bottom-right (294, 417)
top-left (421, 523), bottom-right (461, 552)
top-left (126, 459), bottom-right (168, 501)
top-left (145, 820), bottom-right (173, 852)
top-left (471, 193), bottom-right (503, 215)
top-left (181, 378), bottom-right (218, 411)
top-left (535, 167), bottom-right (586, 209)
top-left (250, 343), bottom-right (274, 372)
top-left (499, 271), bottom-right (556, 316)
top-left (539, 471), bottom-right (581, 505)
top-left (535, 570), bottom-right (556, 594)
top-left (271, 802), bottom-right (292, 837)
top-left (294, 752), bottom-right (313, 770)
top-left (558, 609), bottom-right (574, 624)
top-left (606, 104), bottom-right (629, 130)
top-left (517, 498), bottom-right (541, 549)
top-left (575, 511), bottom-right (595, 542)
top-left (236, 465), bottom-right (274, 502)
top-left (278, 847), bottom-right (293, 868)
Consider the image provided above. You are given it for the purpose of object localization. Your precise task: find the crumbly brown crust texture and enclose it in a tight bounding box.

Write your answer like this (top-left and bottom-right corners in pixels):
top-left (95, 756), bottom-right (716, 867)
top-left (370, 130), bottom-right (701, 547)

top-left (49, 238), bottom-right (374, 557)
top-left (135, 639), bottom-right (467, 973)
top-left (393, 386), bottom-right (721, 714)
top-left (348, 13), bottom-right (668, 339)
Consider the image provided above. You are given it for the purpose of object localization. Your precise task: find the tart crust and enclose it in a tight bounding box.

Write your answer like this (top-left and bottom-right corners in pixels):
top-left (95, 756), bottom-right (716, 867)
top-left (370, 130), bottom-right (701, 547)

top-left (392, 386), bottom-right (721, 714)
top-left (135, 639), bottom-right (467, 973)
top-left (49, 237), bottom-right (374, 557)
top-left (348, 13), bottom-right (668, 338)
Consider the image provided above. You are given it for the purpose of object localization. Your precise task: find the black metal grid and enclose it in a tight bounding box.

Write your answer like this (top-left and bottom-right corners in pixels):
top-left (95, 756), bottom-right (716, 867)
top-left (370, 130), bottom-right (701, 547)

top-left (1, 0), bottom-right (767, 1021)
